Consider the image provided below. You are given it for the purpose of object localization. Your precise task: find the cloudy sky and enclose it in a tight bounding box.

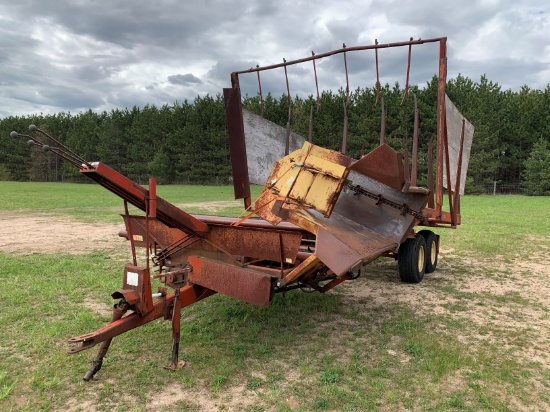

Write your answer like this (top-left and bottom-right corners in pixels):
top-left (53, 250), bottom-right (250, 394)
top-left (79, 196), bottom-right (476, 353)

top-left (1, 0), bottom-right (548, 118)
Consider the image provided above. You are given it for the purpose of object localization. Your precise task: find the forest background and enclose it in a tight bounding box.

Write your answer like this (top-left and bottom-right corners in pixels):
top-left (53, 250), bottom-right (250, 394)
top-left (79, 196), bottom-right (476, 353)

top-left (1, 74), bottom-right (549, 195)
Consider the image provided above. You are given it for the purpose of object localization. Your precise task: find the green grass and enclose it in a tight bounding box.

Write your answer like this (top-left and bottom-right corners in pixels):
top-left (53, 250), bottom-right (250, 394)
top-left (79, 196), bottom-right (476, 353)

top-left (1, 184), bottom-right (549, 411)
top-left (0, 181), bottom-right (264, 222)
top-left (440, 195), bottom-right (550, 257)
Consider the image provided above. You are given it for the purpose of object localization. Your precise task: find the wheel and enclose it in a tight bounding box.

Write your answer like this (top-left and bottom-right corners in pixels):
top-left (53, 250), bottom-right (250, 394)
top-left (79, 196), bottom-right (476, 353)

top-left (418, 230), bottom-right (439, 274)
top-left (398, 235), bottom-right (426, 283)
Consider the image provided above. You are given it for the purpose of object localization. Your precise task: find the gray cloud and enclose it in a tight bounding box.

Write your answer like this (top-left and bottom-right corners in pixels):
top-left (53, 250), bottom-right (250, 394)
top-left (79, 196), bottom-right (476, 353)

top-left (0, 0), bottom-right (548, 118)
top-left (168, 74), bottom-right (202, 86)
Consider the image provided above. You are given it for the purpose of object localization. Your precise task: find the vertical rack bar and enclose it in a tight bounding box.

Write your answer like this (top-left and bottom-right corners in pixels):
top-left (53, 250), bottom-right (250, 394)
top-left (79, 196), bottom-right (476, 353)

top-left (343, 43), bottom-right (350, 104)
top-left (427, 142), bottom-right (434, 208)
top-left (283, 58), bottom-right (292, 155)
top-left (149, 178), bottom-right (157, 218)
top-left (380, 97), bottom-right (386, 146)
top-left (312, 51), bottom-right (321, 111)
top-left (342, 102), bottom-right (348, 154)
top-left (411, 95), bottom-right (419, 186)
top-left (401, 37), bottom-right (413, 104)
top-left (256, 66), bottom-right (264, 117)
top-left (435, 38), bottom-right (447, 218)
top-left (147, 178), bottom-right (157, 269)
top-left (403, 142), bottom-right (410, 190)
top-left (124, 200), bottom-right (138, 266)
top-left (145, 199), bottom-right (150, 271)
top-left (308, 106), bottom-right (314, 143)
top-left (375, 39), bottom-right (381, 104)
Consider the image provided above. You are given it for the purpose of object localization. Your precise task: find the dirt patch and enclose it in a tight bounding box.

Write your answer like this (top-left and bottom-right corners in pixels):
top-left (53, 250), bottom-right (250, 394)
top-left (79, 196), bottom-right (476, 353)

top-left (0, 201), bottom-right (242, 255)
top-left (0, 212), bottom-right (125, 255)
top-left (148, 382), bottom-right (259, 411)
top-left (337, 247), bottom-right (550, 371)
top-left (175, 200), bottom-right (242, 213)
top-left (82, 297), bottom-right (112, 318)
top-left (145, 360), bottom-right (306, 412)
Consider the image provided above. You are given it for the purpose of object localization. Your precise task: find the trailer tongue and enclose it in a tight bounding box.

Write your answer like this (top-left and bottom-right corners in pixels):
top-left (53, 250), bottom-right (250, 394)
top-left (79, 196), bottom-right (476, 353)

top-left (10, 36), bottom-right (473, 380)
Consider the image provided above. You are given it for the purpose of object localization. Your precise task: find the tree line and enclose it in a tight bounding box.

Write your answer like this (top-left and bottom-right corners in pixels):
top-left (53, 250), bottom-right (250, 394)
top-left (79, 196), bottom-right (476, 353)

top-left (0, 75), bottom-right (549, 194)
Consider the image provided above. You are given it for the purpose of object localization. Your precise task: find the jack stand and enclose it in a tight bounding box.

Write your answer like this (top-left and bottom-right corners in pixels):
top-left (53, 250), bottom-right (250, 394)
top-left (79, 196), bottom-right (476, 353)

top-left (83, 300), bottom-right (128, 381)
top-left (165, 288), bottom-right (185, 370)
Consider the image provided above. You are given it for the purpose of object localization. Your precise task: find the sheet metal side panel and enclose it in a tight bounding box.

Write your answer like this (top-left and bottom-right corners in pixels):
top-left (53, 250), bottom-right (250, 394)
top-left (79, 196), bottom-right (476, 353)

top-left (443, 94), bottom-right (474, 195)
top-left (340, 171), bottom-right (428, 244)
top-left (243, 109), bottom-right (305, 185)
top-left (187, 256), bottom-right (273, 307)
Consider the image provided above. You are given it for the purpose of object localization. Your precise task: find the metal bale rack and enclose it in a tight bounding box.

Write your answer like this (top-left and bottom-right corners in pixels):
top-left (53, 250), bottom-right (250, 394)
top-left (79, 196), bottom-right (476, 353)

top-left (10, 36), bottom-right (473, 380)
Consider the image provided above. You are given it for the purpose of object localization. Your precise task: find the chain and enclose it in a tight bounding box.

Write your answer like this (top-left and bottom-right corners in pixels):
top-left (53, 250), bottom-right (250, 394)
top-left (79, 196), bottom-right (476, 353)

top-left (346, 182), bottom-right (427, 220)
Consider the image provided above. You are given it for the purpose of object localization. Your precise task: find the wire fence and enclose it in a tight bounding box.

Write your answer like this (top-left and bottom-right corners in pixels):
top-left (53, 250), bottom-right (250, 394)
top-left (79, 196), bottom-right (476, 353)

top-left (477, 182), bottom-right (524, 195)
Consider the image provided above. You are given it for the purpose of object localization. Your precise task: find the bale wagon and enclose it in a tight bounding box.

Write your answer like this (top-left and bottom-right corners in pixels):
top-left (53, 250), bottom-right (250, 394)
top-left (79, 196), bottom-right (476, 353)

top-left (10, 36), bottom-right (474, 380)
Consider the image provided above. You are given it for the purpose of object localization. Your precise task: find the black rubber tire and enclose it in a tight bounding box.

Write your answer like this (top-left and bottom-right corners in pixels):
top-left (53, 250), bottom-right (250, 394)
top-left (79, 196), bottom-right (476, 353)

top-left (398, 235), bottom-right (427, 283)
top-left (418, 230), bottom-right (439, 274)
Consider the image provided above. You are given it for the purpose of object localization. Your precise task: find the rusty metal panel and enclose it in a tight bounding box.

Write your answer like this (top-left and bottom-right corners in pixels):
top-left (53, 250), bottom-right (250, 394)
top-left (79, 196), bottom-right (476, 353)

top-left (125, 215), bottom-right (303, 266)
top-left (205, 226), bottom-right (302, 264)
top-left (341, 171), bottom-right (427, 244)
top-left (254, 189), bottom-right (288, 226)
top-left (312, 209), bottom-right (400, 275)
top-left (122, 215), bottom-right (186, 248)
top-left (444, 94), bottom-right (474, 195)
top-left (252, 138), bottom-right (428, 277)
top-left (351, 144), bottom-right (406, 191)
top-left (192, 214), bottom-right (303, 232)
top-left (187, 256), bottom-right (274, 306)
top-left (304, 152), bottom-right (348, 178)
top-left (284, 170), bottom-right (428, 275)
top-left (315, 228), bottom-right (365, 275)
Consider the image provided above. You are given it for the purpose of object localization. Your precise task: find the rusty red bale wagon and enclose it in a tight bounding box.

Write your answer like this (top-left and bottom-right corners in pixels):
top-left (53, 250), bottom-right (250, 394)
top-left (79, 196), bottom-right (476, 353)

top-left (11, 36), bottom-right (473, 380)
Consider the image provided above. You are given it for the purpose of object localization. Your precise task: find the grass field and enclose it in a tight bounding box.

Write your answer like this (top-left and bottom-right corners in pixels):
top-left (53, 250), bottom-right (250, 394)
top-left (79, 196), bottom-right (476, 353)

top-left (0, 182), bottom-right (549, 411)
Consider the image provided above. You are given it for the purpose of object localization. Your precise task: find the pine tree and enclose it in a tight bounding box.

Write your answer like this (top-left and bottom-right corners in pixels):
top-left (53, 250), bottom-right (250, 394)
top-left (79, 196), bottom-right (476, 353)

top-left (522, 138), bottom-right (550, 195)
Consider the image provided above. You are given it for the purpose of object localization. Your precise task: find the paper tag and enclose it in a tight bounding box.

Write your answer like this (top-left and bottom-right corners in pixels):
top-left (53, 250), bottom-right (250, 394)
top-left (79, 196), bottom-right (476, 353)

top-left (127, 271), bottom-right (139, 286)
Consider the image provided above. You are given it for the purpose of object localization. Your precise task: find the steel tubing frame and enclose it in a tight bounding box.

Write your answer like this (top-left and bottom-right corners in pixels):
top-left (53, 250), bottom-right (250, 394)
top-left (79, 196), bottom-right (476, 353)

top-left (227, 37), bottom-right (460, 227)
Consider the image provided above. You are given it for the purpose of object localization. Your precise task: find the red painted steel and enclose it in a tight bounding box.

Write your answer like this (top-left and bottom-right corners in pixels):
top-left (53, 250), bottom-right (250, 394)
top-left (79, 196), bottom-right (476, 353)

top-left (223, 87), bottom-right (251, 207)
top-left (82, 162), bottom-right (208, 234)
top-left (187, 256), bottom-right (274, 306)
top-left (232, 37), bottom-right (446, 75)
top-left (68, 285), bottom-right (215, 354)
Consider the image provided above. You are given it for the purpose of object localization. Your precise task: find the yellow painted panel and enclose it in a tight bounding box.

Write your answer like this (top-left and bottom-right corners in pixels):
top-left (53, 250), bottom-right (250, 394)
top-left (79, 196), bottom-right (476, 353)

top-left (304, 154), bottom-right (347, 179)
top-left (273, 165), bottom-right (301, 197)
top-left (264, 147), bottom-right (307, 189)
top-left (286, 169), bottom-right (316, 201)
top-left (257, 141), bottom-right (352, 221)
top-left (303, 174), bottom-right (339, 212)
top-left (280, 254), bottom-right (320, 286)
top-left (304, 142), bottom-right (353, 167)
